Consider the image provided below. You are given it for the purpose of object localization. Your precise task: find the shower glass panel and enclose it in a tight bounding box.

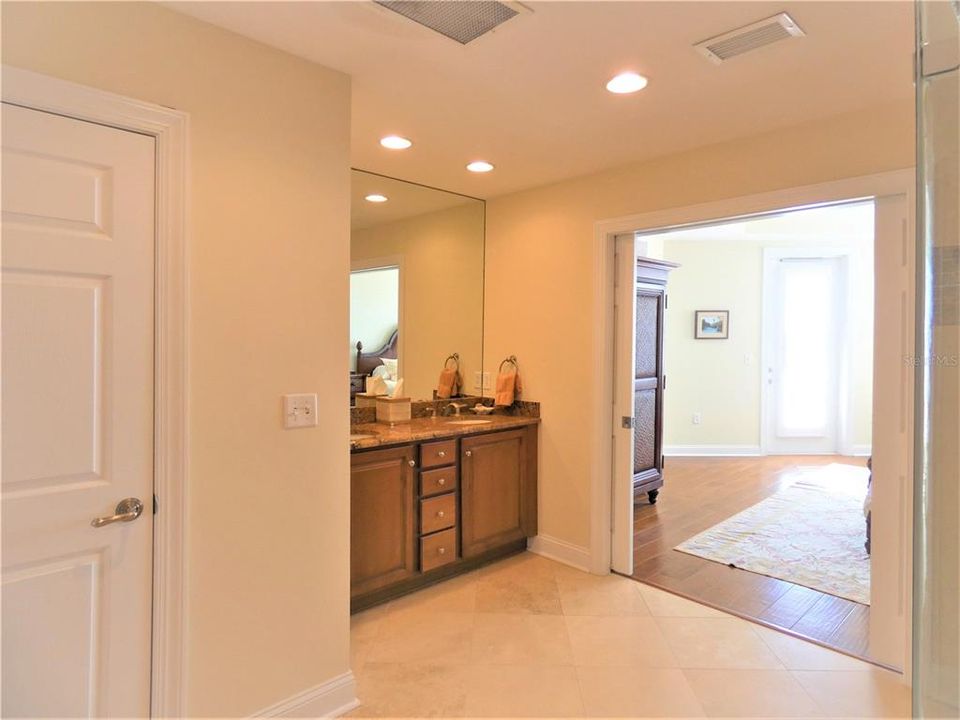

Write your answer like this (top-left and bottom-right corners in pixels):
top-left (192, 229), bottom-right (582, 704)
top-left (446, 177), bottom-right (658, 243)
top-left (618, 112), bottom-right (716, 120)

top-left (914, 1), bottom-right (960, 717)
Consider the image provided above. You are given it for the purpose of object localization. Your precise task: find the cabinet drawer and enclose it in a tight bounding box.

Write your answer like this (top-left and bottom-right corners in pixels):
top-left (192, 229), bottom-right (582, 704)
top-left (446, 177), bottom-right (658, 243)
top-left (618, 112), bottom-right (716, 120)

top-left (420, 493), bottom-right (456, 535)
top-left (421, 528), bottom-right (457, 572)
top-left (420, 440), bottom-right (457, 469)
top-left (420, 466), bottom-right (457, 497)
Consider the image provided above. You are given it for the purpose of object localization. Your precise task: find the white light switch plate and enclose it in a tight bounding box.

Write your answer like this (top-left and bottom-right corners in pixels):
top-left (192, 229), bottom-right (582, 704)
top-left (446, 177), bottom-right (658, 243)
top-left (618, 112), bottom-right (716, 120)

top-left (283, 393), bottom-right (318, 429)
top-left (482, 371), bottom-right (492, 390)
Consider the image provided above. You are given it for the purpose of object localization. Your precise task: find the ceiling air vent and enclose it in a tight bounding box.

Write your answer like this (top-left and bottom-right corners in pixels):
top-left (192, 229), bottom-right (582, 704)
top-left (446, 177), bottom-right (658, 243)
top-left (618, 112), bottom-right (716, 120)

top-left (374, 1), bottom-right (526, 44)
top-left (694, 12), bottom-right (805, 64)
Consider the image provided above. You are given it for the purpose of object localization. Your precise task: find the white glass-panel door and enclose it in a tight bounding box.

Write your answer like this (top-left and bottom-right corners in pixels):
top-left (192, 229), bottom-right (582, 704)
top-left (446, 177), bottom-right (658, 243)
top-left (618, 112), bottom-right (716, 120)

top-left (766, 254), bottom-right (846, 453)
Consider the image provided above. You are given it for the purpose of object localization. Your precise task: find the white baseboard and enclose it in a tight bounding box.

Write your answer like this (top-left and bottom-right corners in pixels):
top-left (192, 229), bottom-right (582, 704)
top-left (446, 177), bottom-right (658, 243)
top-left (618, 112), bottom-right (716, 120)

top-left (527, 534), bottom-right (592, 572)
top-left (664, 445), bottom-right (762, 457)
top-left (252, 671), bottom-right (359, 718)
top-left (849, 444), bottom-right (873, 457)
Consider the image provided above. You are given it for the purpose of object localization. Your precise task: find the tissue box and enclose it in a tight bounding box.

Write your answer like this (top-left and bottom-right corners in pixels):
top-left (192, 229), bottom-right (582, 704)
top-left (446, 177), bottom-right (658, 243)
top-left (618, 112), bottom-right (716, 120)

top-left (376, 396), bottom-right (411, 423)
top-left (355, 393), bottom-right (385, 408)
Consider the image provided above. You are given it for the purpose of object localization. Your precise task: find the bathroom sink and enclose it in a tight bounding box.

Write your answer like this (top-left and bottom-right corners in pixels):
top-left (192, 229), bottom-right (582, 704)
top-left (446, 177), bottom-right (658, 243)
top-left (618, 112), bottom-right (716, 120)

top-left (445, 419), bottom-right (493, 426)
top-left (350, 433), bottom-right (377, 441)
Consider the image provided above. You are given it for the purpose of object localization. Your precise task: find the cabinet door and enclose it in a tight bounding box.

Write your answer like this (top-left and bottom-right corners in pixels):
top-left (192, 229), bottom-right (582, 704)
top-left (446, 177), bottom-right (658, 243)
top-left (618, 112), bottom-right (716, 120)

top-left (351, 445), bottom-right (417, 596)
top-left (633, 287), bottom-right (665, 490)
top-left (461, 428), bottom-right (537, 558)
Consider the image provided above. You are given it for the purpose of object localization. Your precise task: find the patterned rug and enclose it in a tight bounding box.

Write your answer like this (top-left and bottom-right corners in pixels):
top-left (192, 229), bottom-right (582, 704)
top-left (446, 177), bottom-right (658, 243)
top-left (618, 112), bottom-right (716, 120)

top-left (675, 463), bottom-right (871, 605)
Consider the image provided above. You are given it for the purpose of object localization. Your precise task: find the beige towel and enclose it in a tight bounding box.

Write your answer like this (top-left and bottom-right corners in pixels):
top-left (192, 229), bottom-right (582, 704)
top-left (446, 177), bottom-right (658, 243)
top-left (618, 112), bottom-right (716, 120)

top-left (437, 367), bottom-right (459, 399)
top-left (494, 370), bottom-right (522, 407)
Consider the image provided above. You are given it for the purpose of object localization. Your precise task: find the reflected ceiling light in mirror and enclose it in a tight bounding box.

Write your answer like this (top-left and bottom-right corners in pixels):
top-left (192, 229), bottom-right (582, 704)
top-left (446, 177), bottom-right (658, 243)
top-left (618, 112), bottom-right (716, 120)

top-left (466, 160), bottom-right (495, 173)
top-left (364, 194), bottom-right (389, 203)
top-left (606, 72), bottom-right (648, 94)
top-left (380, 135), bottom-right (413, 150)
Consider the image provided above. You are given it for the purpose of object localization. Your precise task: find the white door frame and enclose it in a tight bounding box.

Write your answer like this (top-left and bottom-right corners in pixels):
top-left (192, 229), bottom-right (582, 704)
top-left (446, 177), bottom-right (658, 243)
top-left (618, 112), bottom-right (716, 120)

top-left (760, 246), bottom-right (856, 456)
top-left (591, 168), bottom-right (915, 673)
top-left (3, 65), bottom-right (189, 717)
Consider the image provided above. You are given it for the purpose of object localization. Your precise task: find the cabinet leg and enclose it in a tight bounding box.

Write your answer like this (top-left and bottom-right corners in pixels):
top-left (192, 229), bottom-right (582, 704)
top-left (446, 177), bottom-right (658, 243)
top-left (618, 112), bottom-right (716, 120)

top-left (647, 489), bottom-right (659, 505)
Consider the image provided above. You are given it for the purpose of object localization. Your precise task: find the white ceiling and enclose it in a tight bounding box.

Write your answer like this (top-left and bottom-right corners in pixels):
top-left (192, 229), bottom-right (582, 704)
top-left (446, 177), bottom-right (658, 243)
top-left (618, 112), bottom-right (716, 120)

top-left (351, 170), bottom-right (476, 229)
top-left (169, 1), bottom-right (914, 199)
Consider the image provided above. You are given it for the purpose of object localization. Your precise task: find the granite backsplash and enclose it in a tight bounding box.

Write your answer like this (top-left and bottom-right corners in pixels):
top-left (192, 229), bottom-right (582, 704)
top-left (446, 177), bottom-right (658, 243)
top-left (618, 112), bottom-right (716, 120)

top-left (350, 396), bottom-right (540, 425)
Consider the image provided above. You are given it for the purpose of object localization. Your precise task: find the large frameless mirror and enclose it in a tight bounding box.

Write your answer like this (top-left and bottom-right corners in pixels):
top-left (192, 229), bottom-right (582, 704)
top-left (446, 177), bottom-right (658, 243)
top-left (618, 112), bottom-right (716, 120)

top-left (350, 170), bottom-right (484, 405)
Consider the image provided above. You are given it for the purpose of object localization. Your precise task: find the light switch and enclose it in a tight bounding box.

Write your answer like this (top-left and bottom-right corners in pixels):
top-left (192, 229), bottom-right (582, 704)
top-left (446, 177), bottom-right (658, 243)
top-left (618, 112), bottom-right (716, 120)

top-left (283, 393), bottom-right (318, 429)
top-left (473, 371), bottom-right (483, 390)
top-left (482, 372), bottom-right (492, 390)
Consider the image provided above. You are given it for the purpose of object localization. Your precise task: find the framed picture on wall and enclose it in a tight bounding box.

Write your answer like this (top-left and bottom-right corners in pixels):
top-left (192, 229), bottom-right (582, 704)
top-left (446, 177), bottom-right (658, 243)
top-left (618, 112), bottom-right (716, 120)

top-left (695, 310), bottom-right (729, 339)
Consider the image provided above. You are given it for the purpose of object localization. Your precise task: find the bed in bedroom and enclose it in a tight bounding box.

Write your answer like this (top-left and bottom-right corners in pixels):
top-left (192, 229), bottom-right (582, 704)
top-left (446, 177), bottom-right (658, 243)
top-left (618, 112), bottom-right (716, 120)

top-left (354, 329), bottom-right (399, 397)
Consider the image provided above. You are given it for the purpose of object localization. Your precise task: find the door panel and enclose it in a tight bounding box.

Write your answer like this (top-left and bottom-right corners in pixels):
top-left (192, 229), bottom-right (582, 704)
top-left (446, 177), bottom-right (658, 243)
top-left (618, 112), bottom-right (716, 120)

top-left (632, 289), bottom-right (664, 482)
top-left (1, 103), bottom-right (155, 718)
top-left (461, 429), bottom-right (530, 557)
top-left (765, 255), bottom-right (845, 454)
top-left (350, 446), bottom-right (417, 595)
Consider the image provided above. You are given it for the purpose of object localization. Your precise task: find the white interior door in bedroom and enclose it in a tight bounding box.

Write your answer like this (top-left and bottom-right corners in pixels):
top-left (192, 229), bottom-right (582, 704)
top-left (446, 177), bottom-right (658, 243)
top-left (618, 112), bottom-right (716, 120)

top-left (1, 102), bottom-right (156, 718)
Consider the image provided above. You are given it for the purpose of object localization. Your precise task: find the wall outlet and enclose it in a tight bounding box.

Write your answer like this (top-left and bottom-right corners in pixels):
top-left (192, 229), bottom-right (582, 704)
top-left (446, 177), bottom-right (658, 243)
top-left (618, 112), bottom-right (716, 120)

top-left (692, 413), bottom-right (702, 425)
top-left (283, 393), bottom-right (318, 429)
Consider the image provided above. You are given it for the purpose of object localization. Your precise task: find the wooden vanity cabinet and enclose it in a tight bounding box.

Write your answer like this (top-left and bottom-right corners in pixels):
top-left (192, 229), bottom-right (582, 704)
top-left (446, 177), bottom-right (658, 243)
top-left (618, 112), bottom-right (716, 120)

top-left (461, 427), bottom-right (538, 557)
top-left (350, 445), bottom-right (417, 596)
top-left (350, 424), bottom-right (539, 611)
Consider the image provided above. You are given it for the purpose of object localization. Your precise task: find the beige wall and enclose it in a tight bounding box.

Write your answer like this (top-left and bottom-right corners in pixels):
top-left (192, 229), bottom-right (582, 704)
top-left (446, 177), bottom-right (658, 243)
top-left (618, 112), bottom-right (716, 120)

top-left (484, 101), bottom-right (914, 550)
top-left (654, 230), bottom-right (874, 452)
top-left (1, 2), bottom-right (352, 716)
top-left (646, 203), bottom-right (875, 453)
top-left (352, 202), bottom-right (485, 401)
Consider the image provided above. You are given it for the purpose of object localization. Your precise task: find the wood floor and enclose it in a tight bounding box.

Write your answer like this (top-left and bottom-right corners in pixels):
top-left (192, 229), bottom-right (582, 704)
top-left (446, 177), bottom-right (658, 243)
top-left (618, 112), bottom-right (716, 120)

top-left (631, 455), bottom-right (873, 661)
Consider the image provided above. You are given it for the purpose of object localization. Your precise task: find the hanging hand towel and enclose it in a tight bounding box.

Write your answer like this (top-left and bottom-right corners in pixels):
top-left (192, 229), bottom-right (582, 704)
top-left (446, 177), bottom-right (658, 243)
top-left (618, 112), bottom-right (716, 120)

top-left (494, 370), bottom-right (522, 407)
top-left (437, 367), bottom-right (459, 399)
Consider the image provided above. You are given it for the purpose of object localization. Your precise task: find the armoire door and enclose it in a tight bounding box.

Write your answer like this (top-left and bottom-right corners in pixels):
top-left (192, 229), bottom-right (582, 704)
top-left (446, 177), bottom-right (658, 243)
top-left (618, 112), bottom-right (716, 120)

top-left (632, 285), bottom-right (665, 501)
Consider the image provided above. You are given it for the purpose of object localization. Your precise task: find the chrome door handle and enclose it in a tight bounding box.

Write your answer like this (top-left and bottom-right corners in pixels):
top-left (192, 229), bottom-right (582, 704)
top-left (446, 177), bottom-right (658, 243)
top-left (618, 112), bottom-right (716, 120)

top-left (91, 498), bottom-right (144, 528)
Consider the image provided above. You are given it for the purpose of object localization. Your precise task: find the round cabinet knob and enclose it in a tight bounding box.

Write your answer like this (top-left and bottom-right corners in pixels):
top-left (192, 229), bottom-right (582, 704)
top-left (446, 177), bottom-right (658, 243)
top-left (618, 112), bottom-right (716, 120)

top-left (465, 450), bottom-right (472, 457)
top-left (438, 547), bottom-right (446, 555)
top-left (438, 450), bottom-right (446, 458)
top-left (437, 478), bottom-right (446, 486)
top-left (408, 460), bottom-right (416, 467)
top-left (437, 510), bottom-right (445, 518)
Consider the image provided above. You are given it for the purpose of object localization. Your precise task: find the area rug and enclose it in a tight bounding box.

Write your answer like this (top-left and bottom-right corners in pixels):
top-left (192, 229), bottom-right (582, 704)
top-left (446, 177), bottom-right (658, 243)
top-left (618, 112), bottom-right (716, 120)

top-left (675, 463), bottom-right (871, 605)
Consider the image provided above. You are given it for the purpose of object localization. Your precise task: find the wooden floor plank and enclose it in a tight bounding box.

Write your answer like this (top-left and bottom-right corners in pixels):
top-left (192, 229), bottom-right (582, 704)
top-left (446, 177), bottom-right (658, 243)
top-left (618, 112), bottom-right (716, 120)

top-left (631, 456), bottom-right (873, 661)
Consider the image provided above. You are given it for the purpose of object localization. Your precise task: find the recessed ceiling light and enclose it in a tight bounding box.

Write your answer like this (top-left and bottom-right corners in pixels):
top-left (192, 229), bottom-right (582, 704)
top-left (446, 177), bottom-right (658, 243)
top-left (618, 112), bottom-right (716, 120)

top-left (466, 161), bottom-right (495, 173)
top-left (606, 72), bottom-right (648, 94)
top-left (365, 194), bottom-right (388, 203)
top-left (380, 135), bottom-right (413, 150)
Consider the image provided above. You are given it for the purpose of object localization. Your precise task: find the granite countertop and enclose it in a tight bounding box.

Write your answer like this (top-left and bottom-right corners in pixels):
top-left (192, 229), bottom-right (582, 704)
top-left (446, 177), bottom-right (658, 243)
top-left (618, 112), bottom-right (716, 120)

top-left (350, 413), bottom-right (540, 451)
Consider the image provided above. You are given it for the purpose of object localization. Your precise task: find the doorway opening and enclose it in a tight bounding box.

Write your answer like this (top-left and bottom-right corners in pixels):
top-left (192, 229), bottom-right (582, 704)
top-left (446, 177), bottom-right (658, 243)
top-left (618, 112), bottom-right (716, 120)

top-left (615, 198), bottom-right (902, 666)
top-left (349, 261), bottom-right (402, 404)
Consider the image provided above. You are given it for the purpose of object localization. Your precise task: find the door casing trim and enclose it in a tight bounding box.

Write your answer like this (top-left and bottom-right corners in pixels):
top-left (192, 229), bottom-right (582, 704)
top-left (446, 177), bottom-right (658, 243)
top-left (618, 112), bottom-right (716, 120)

top-left (2, 65), bottom-right (189, 718)
top-left (591, 168), bottom-right (915, 675)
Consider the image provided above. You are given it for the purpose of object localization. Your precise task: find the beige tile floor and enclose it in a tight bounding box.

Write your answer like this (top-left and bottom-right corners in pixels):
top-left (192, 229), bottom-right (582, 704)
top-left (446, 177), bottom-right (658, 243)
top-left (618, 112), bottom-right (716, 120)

top-left (348, 552), bottom-right (911, 718)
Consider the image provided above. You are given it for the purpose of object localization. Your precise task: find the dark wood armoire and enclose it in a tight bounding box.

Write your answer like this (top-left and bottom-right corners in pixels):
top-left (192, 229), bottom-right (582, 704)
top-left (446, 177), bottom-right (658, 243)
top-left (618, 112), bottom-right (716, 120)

top-left (632, 258), bottom-right (677, 505)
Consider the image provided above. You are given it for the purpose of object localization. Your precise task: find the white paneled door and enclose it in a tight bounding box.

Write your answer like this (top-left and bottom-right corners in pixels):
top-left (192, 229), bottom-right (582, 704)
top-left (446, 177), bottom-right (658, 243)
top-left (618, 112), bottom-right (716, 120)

top-left (2, 103), bottom-right (155, 717)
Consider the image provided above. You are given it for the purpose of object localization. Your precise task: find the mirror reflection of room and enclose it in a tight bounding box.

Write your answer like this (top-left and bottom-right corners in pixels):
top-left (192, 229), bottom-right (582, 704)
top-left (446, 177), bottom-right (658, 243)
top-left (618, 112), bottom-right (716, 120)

top-left (350, 170), bottom-right (484, 405)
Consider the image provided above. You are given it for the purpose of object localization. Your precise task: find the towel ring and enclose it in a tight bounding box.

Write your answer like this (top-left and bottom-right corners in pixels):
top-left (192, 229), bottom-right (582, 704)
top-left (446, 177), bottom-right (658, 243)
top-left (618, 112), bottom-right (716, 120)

top-left (444, 353), bottom-right (460, 370)
top-left (499, 355), bottom-right (519, 373)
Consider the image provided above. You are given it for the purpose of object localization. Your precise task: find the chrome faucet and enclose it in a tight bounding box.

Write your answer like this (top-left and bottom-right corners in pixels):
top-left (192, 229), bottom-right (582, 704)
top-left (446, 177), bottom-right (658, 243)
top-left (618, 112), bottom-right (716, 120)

top-left (444, 402), bottom-right (466, 417)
